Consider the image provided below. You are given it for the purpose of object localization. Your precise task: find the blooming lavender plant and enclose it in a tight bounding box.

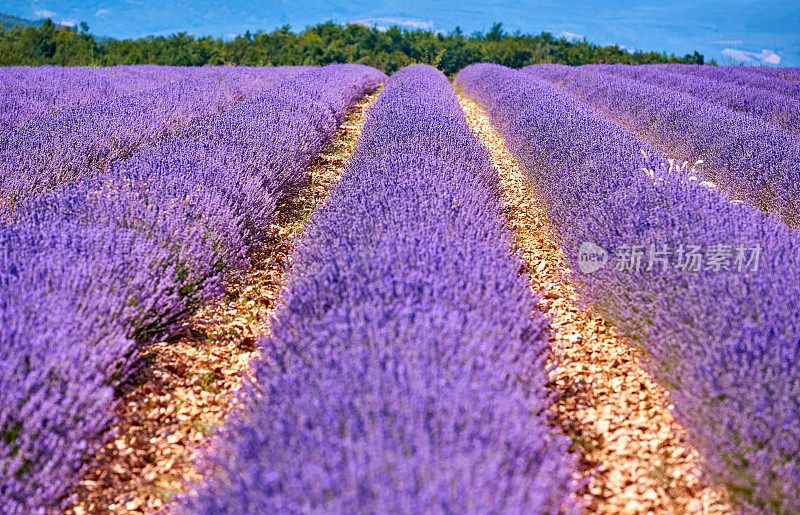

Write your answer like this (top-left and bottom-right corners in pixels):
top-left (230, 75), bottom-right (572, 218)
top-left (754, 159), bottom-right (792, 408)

top-left (743, 66), bottom-right (800, 83)
top-left (663, 64), bottom-right (800, 101)
top-left (186, 64), bottom-right (578, 514)
top-left (588, 64), bottom-right (800, 136)
top-left (0, 65), bottom-right (191, 132)
top-left (523, 64), bottom-right (800, 226)
top-left (0, 65), bottom-right (308, 218)
top-left (0, 64), bottom-right (385, 513)
top-left (456, 63), bottom-right (800, 513)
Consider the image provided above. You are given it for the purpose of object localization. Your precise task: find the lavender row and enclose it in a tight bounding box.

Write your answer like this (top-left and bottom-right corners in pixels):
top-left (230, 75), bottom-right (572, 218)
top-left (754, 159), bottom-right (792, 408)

top-left (186, 64), bottom-right (577, 513)
top-left (0, 65), bottom-right (307, 217)
top-left (662, 64), bottom-right (800, 101)
top-left (1, 65), bottom-right (191, 131)
top-left (456, 63), bottom-right (800, 513)
top-left (587, 64), bottom-right (800, 136)
top-left (0, 64), bottom-right (386, 514)
top-left (744, 66), bottom-right (800, 83)
top-left (524, 64), bottom-right (800, 225)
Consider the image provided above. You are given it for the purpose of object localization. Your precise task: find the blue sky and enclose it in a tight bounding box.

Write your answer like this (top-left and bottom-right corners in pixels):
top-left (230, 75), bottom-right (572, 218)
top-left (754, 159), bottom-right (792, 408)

top-left (4, 0), bottom-right (799, 66)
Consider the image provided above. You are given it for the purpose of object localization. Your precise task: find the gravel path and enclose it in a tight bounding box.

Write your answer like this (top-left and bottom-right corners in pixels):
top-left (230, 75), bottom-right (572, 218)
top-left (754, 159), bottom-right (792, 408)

top-left (458, 94), bottom-right (731, 514)
top-left (67, 91), bottom-right (380, 514)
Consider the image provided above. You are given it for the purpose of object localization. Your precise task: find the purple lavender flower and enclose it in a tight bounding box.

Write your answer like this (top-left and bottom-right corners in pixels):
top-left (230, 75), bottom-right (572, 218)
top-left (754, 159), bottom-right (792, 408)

top-left (0, 64), bottom-right (385, 513)
top-left (456, 63), bottom-right (800, 513)
top-left (523, 64), bottom-right (800, 225)
top-left (186, 64), bottom-right (578, 514)
top-left (586, 64), bottom-right (800, 136)
top-left (0, 65), bottom-right (309, 217)
top-left (662, 64), bottom-right (800, 102)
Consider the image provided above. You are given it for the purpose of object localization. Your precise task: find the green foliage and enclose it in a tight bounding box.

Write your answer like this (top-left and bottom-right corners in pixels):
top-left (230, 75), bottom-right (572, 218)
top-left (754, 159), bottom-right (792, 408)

top-left (1, 422), bottom-right (31, 480)
top-left (0, 19), bottom-right (707, 71)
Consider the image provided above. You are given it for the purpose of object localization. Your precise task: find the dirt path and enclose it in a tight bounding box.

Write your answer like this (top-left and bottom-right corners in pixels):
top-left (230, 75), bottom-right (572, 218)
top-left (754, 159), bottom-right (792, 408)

top-left (67, 90), bottom-right (380, 514)
top-left (458, 95), bottom-right (730, 514)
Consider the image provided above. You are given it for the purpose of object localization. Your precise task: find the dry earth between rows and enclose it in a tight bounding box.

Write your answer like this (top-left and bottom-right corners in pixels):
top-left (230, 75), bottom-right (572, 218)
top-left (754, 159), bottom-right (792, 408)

top-left (67, 90), bottom-right (380, 514)
top-left (458, 94), bottom-right (731, 515)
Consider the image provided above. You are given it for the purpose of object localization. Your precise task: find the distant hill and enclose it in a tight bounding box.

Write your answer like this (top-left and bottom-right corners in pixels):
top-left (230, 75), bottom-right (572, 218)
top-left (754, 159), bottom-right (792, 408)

top-left (0, 13), bottom-right (75, 30)
top-left (0, 13), bottom-right (42, 27)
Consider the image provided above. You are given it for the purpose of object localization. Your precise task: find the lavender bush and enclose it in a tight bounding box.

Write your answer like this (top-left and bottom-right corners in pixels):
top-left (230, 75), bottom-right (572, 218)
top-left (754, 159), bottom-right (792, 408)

top-left (0, 65), bottom-right (191, 132)
top-left (588, 64), bottom-right (800, 136)
top-left (456, 63), bottom-right (800, 513)
top-left (0, 65), bottom-right (307, 217)
top-left (524, 64), bottom-right (800, 226)
top-left (186, 64), bottom-right (578, 514)
top-left (662, 64), bottom-right (800, 101)
top-left (744, 66), bottom-right (800, 83)
top-left (0, 64), bottom-right (385, 513)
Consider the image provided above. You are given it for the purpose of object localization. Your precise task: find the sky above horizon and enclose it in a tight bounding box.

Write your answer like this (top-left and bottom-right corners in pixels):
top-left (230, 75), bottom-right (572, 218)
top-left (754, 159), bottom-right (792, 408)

top-left (4, 0), bottom-right (799, 66)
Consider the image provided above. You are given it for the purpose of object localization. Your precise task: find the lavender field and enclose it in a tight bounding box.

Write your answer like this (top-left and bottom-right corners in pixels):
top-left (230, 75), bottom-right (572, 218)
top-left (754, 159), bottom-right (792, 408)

top-left (1, 63), bottom-right (798, 514)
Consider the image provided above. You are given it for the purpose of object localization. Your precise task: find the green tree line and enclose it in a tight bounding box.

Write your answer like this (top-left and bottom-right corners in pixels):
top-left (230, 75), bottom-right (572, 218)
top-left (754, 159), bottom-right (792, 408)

top-left (0, 19), bottom-right (707, 74)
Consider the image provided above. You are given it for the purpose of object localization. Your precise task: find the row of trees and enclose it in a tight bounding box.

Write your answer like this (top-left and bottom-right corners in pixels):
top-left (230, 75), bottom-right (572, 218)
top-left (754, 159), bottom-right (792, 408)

top-left (0, 19), bottom-right (707, 74)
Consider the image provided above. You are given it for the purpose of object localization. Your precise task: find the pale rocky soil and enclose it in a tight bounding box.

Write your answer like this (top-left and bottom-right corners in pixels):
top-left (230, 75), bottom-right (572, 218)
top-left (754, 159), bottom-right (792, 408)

top-left (66, 91), bottom-right (380, 514)
top-left (458, 94), bottom-right (731, 515)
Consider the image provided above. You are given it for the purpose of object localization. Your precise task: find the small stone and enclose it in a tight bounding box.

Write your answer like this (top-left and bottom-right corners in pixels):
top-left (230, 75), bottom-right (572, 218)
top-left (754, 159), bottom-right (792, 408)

top-left (686, 499), bottom-right (703, 513)
top-left (623, 499), bottom-right (644, 513)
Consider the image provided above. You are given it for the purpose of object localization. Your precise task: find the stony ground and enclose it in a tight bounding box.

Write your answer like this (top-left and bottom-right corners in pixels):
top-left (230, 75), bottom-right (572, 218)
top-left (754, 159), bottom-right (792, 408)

top-left (458, 95), bottom-right (731, 514)
top-left (67, 91), bottom-right (379, 514)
